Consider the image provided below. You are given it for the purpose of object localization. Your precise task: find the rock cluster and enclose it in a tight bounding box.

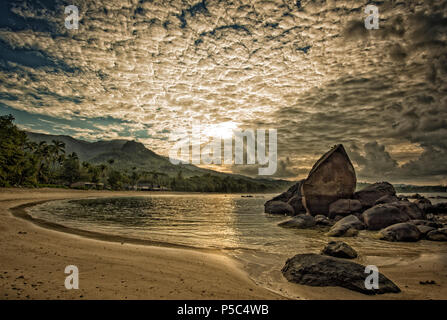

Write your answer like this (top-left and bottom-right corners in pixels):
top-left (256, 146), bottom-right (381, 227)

top-left (266, 144), bottom-right (447, 242)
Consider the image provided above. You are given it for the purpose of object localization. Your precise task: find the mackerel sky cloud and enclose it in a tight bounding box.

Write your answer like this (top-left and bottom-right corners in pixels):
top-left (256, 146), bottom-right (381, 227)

top-left (0, 0), bottom-right (446, 184)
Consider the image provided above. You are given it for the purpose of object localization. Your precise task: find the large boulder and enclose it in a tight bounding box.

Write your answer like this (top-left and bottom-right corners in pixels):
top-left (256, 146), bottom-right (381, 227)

top-left (326, 215), bottom-right (364, 237)
top-left (278, 215), bottom-right (316, 229)
top-left (321, 241), bottom-right (358, 259)
top-left (281, 254), bottom-right (400, 295)
top-left (328, 199), bottom-right (362, 218)
top-left (379, 223), bottom-right (421, 242)
top-left (354, 182), bottom-right (396, 208)
top-left (264, 201), bottom-right (294, 215)
top-left (301, 145), bottom-right (356, 216)
top-left (264, 180), bottom-right (304, 215)
top-left (426, 228), bottom-right (447, 241)
top-left (363, 204), bottom-right (410, 230)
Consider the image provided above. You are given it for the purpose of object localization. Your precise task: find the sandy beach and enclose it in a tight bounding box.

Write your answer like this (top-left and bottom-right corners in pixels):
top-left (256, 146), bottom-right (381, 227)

top-left (1, 188), bottom-right (447, 300)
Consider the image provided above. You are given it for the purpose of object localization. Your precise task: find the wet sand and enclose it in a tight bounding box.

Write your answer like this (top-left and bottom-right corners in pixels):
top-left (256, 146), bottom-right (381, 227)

top-left (1, 188), bottom-right (446, 300)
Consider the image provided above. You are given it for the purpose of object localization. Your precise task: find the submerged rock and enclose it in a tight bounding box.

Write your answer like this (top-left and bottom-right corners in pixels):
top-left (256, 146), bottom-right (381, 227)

top-left (281, 253), bottom-right (400, 295)
top-left (427, 228), bottom-right (447, 241)
top-left (278, 215), bottom-right (316, 229)
top-left (321, 241), bottom-right (358, 259)
top-left (301, 144), bottom-right (356, 216)
top-left (264, 201), bottom-right (294, 215)
top-left (328, 199), bottom-right (362, 218)
top-left (379, 223), bottom-right (421, 242)
top-left (363, 204), bottom-right (410, 230)
top-left (354, 182), bottom-right (396, 208)
top-left (326, 215), bottom-right (364, 237)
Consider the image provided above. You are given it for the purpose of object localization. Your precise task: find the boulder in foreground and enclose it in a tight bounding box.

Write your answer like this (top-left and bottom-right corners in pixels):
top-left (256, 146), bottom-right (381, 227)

top-left (301, 144), bottom-right (356, 216)
top-left (321, 241), bottom-right (358, 259)
top-left (282, 254), bottom-right (400, 295)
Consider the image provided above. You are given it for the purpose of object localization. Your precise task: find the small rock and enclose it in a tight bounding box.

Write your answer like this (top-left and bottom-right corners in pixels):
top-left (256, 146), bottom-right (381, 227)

top-left (321, 241), bottom-right (358, 259)
top-left (264, 201), bottom-right (294, 215)
top-left (326, 215), bottom-right (364, 237)
top-left (379, 223), bottom-right (421, 242)
top-left (315, 215), bottom-right (332, 226)
top-left (278, 215), bottom-right (316, 229)
top-left (426, 228), bottom-right (447, 241)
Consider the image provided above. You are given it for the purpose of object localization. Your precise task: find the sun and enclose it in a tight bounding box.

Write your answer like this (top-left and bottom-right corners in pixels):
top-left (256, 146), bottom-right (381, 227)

top-left (203, 121), bottom-right (238, 139)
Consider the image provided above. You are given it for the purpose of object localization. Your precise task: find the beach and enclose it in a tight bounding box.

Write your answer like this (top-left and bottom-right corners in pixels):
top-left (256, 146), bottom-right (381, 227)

top-left (1, 188), bottom-right (447, 300)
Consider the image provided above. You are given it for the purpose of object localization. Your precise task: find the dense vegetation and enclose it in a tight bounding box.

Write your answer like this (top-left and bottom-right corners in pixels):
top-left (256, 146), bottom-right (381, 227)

top-left (0, 115), bottom-right (288, 192)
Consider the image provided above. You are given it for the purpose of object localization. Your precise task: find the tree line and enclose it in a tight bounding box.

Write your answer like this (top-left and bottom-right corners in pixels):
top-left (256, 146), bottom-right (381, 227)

top-left (0, 114), bottom-right (276, 192)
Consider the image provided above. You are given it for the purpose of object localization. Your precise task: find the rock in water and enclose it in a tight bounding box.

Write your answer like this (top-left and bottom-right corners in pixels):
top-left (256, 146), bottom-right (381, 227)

top-left (301, 145), bottom-right (356, 216)
top-left (278, 215), bottom-right (316, 229)
top-left (281, 254), bottom-right (400, 295)
top-left (354, 182), bottom-right (396, 208)
top-left (363, 204), bottom-right (410, 230)
top-left (321, 241), bottom-right (358, 259)
top-left (264, 201), bottom-right (294, 215)
top-left (379, 223), bottom-right (421, 242)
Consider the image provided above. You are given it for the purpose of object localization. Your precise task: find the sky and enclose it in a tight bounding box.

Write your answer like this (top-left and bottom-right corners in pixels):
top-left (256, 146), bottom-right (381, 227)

top-left (0, 0), bottom-right (446, 185)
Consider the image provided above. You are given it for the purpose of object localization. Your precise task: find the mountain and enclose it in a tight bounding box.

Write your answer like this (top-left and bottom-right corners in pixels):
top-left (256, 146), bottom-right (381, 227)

top-left (26, 131), bottom-right (291, 191)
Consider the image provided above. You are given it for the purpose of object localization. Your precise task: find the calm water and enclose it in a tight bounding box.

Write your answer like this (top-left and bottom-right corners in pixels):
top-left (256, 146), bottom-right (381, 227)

top-left (28, 193), bottom-right (447, 297)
